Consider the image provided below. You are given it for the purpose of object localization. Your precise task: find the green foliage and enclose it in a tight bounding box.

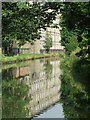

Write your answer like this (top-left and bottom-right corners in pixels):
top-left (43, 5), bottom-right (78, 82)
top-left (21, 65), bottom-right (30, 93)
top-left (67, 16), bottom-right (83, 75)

top-left (2, 2), bottom-right (60, 55)
top-left (44, 30), bottom-right (52, 53)
top-left (59, 2), bottom-right (90, 118)
top-left (60, 2), bottom-right (90, 31)
top-left (70, 47), bottom-right (81, 57)
top-left (60, 27), bottom-right (79, 55)
top-left (60, 54), bottom-right (90, 118)
top-left (60, 2), bottom-right (90, 58)
top-left (66, 34), bottom-right (78, 54)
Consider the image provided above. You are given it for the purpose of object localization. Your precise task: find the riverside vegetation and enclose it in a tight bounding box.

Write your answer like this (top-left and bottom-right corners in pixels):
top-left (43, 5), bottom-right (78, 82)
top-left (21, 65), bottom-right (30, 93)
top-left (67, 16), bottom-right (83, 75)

top-left (59, 49), bottom-right (90, 118)
top-left (59, 2), bottom-right (90, 118)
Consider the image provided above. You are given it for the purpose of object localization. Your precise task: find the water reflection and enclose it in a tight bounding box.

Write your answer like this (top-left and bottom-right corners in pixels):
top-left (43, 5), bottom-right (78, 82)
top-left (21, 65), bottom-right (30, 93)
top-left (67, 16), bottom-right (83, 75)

top-left (44, 60), bottom-right (52, 81)
top-left (36, 103), bottom-right (64, 118)
top-left (2, 58), bottom-right (62, 118)
top-left (60, 61), bottom-right (90, 119)
top-left (2, 68), bottom-right (31, 118)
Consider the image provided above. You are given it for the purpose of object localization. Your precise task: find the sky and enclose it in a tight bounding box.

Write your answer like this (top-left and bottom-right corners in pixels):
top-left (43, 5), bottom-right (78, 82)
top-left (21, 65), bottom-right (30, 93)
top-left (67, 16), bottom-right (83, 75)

top-left (35, 102), bottom-right (65, 118)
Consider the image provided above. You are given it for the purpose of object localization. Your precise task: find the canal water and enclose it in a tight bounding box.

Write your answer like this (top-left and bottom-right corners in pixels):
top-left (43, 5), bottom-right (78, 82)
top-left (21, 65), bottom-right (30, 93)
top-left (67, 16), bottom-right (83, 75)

top-left (2, 58), bottom-right (65, 118)
top-left (2, 57), bottom-right (89, 119)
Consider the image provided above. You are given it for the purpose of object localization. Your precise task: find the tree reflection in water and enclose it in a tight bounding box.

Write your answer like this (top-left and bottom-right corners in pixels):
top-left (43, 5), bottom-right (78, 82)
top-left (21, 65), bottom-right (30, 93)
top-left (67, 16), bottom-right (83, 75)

top-left (2, 68), bottom-right (31, 118)
top-left (60, 59), bottom-right (90, 119)
top-left (44, 59), bottom-right (52, 81)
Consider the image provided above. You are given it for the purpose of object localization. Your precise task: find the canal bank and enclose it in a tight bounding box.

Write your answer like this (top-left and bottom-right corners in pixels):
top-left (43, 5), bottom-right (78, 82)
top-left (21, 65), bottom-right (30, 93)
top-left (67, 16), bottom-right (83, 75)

top-left (2, 53), bottom-right (61, 65)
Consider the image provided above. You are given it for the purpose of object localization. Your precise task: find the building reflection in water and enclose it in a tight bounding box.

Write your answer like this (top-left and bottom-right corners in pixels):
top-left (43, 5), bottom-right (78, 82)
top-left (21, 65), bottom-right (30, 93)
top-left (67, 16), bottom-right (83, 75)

top-left (2, 58), bottom-right (62, 118)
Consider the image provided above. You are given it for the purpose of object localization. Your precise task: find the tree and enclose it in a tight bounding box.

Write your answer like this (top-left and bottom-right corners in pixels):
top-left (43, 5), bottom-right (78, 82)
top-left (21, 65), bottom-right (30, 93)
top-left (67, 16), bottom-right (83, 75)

top-left (59, 2), bottom-right (90, 58)
top-left (60, 27), bottom-right (79, 54)
top-left (2, 2), bottom-right (61, 55)
top-left (43, 30), bottom-right (52, 53)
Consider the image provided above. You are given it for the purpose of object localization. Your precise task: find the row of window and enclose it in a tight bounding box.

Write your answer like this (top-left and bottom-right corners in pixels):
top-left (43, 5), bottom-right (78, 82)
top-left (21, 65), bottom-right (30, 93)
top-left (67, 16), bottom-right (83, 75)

top-left (30, 94), bottom-right (60, 112)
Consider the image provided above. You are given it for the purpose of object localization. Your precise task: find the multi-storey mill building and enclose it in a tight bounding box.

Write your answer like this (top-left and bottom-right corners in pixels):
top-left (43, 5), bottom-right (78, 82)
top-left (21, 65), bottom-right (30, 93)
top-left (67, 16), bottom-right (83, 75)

top-left (29, 14), bottom-right (64, 54)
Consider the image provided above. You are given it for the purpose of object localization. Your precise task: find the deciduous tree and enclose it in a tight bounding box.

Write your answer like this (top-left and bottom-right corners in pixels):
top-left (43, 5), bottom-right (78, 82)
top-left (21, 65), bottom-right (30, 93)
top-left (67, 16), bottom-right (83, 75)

top-left (2, 2), bottom-right (60, 55)
top-left (43, 30), bottom-right (52, 53)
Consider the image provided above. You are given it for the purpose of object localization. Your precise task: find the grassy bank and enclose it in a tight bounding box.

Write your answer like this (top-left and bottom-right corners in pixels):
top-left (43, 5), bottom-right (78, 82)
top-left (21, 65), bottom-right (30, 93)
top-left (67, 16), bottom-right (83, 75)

top-left (1, 53), bottom-right (60, 65)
